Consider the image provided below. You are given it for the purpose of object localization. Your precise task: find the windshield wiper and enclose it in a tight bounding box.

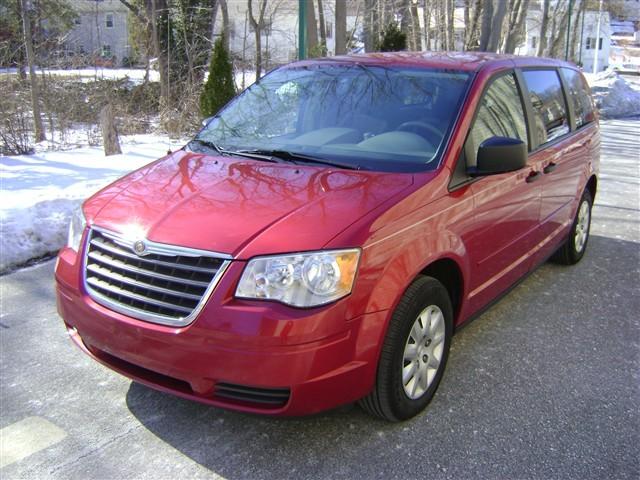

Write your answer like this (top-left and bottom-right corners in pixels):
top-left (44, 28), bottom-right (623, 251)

top-left (239, 149), bottom-right (361, 170)
top-left (187, 140), bottom-right (278, 163)
top-left (187, 139), bottom-right (224, 154)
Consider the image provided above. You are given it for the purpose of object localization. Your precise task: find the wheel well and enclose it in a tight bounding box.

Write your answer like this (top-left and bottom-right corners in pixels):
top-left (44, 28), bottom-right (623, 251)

top-left (420, 259), bottom-right (463, 322)
top-left (586, 175), bottom-right (597, 201)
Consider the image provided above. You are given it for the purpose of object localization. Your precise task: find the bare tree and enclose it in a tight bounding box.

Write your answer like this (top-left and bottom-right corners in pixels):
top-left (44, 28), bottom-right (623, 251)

top-left (445, 0), bottom-right (454, 50)
top-left (503, 0), bottom-right (530, 54)
top-left (20, 0), bottom-right (45, 142)
top-left (465, 0), bottom-right (482, 50)
top-left (219, 0), bottom-right (230, 50)
top-left (537, 0), bottom-right (550, 56)
top-left (306, 0), bottom-right (319, 54)
top-left (100, 103), bottom-right (122, 156)
top-left (317, 0), bottom-right (327, 54)
top-left (486, 0), bottom-right (507, 52)
top-left (248, 0), bottom-right (268, 81)
top-left (335, 0), bottom-right (347, 54)
top-left (410, 0), bottom-right (421, 50)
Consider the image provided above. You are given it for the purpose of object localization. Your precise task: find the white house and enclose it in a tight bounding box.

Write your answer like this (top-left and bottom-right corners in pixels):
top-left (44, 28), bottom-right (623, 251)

top-left (64, 0), bottom-right (131, 65)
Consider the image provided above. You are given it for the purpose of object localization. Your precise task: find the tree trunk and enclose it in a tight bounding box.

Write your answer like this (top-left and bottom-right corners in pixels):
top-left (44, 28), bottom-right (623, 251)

top-left (317, 0), bottom-right (327, 54)
top-left (219, 0), bottom-right (229, 51)
top-left (411, 1), bottom-right (421, 50)
top-left (478, 0), bottom-right (493, 51)
top-left (445, 0), bottom-right (454, 50)
top-left (20, 0), bottom-right (45, 142)
top-left (363, 0), bottom-right (375, 52)
top-left (306, 0), bottom-right (318, 54)
top-left (537, 0), bottom-right (550, 57)
top-left (548, 2), bottom-right (570, 58)
top-left (486, 0), bottom-right (507, 52)
top-left (503, 0), bottom-right (530, 54)
top-left (423, 0), bottom-right (432, 51)
top-left (570, 0), bottom-right (585, 62)
top-left (335, 0), bottom-right (347, 55)
top-left (150, 0), bottom-right (170, 108)
top-left (466, 0), bottom-right (482, 50)
top-left (100, 104), bottom-right (122, 156)
top-left (248, 0), bottom-right (267, 81)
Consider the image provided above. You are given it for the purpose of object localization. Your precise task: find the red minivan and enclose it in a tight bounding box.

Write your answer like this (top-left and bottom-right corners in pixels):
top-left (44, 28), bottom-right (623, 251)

top-left (55, 53), bottom-right (599, 421)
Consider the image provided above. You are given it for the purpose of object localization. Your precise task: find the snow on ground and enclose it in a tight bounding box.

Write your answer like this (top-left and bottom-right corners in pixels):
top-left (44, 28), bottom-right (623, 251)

top-left (0, 135), bottom-right (175, 273)
top-left (585, 70), bottom-right (640, 118)
top-left (1, 67), bottom-right (257, 90)
top-left (0, 67), bottom-right (161, 84)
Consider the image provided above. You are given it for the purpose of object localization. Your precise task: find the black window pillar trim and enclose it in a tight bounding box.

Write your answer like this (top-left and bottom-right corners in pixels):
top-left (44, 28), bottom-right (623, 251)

top-left (557, 67), bottom-right (577, 132)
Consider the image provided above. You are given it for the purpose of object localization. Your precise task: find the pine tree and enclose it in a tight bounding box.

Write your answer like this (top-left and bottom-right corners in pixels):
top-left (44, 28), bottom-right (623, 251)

top-left (200, 37), bottom-right (236, 118)
top-left (378, 23), bottom-right (407, 52)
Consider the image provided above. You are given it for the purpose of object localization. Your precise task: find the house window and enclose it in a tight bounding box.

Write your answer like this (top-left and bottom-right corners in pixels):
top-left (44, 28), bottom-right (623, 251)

top-left (106, 13), bottom-right (114, 28)
top-left (586, 37), bottom-right (603, 50)
top-left (102, 44), bottom-right (112, 57)
top-left (531, 36), bottom-right (537, 49)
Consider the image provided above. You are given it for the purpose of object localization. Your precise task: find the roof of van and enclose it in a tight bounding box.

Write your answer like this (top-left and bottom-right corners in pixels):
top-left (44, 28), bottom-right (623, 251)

top-left (291, 51), bottom-right (577, 72)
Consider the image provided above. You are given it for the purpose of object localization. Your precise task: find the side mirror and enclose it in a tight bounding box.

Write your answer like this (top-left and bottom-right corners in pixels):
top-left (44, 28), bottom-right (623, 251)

top-left (469, 136), bottom-right (527, 176)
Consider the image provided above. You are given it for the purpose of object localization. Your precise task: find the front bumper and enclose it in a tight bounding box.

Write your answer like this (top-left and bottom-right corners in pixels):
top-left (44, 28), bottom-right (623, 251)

top-left (55, 247), bottom-right (388, 416)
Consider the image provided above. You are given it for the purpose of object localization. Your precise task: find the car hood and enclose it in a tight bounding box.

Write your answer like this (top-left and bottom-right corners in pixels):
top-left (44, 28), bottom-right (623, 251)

top-left (84, 151), bottom-right (414, 258)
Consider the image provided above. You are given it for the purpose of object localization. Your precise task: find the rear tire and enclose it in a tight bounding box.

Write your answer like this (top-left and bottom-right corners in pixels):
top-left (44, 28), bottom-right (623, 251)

top-left (552, 189), bottom-right (592, 265)
top-left (359, 276), bottom-right (453, 421)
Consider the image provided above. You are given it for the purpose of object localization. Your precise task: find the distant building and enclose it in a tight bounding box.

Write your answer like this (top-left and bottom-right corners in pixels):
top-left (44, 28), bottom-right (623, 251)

top-left (517, 9), bottom-right (611, 72)
top-left (64, 0), bottom-right (131, 66)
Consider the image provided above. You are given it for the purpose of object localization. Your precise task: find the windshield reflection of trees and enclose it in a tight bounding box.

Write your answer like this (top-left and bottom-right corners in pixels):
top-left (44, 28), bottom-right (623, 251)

top-left (199, 65), bottom-right (468, 165)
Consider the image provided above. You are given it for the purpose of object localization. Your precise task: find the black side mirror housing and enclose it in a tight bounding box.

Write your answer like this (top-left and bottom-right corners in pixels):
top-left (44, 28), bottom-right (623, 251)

top-left (468, 136), bottom-right (527, 176)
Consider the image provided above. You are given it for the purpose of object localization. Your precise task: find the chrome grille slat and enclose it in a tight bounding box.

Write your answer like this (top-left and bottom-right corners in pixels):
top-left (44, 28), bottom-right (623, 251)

top-left (90, 237), bottom-right (219, 274)
top-left (86, 277), bottom-right (193, 313)
top-left (87, 250), bottom-right (211, 288)
top-left (83, 228), bottom-right (231, 327)
top-left (86, 263), bottom-right (203, 301)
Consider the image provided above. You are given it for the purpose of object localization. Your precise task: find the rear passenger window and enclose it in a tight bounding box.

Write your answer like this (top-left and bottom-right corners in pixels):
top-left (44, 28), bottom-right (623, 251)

top-left (561, 68), bottom-right (595, 128)
top-left (522, 70), bottom-right (569, 146)
top-left (466, 73), bottom-right (527, 166)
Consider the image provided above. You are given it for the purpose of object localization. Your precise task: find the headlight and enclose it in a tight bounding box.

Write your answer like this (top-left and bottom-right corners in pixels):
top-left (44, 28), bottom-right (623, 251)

top-left (67, 206), bottom-right (87, 252)
top-left (235, 249), bottom-right (361, 307)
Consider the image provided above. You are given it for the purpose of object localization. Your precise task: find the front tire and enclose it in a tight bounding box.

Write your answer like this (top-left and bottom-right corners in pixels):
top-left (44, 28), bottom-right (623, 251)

top-left (359, 276), bottom-right (453, 421)
top-left (552, 189), bottom-right (593, 265)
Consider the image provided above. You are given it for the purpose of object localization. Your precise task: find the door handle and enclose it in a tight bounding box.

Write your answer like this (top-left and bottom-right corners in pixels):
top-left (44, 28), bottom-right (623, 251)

top-left (526, 171), bottom-right (542, 183)
top-left (543, 162), bottom-right (557, 174)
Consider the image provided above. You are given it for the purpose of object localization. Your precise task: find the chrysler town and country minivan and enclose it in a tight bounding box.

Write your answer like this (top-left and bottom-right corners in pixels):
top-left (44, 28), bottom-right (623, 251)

top-left (55, 52), bottom-right (599, 421)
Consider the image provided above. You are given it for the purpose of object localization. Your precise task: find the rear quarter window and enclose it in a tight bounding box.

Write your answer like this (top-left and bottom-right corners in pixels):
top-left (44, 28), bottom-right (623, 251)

top-left (561, 68), bottom-right (596, 129)
top-left (522, 70), bottom-right (570, 147)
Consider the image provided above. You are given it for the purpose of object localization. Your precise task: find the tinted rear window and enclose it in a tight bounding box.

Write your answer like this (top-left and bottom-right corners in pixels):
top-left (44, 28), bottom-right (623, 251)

top-left (561, 68), bottom-right (596, 129)
top-left (522, 70), bottom-right (569, 147)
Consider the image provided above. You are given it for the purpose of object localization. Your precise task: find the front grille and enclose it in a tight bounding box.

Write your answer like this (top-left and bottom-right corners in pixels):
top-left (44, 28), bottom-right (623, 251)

top-left (83, 228), bottom-right (230, 326)
top-left (215, 382), bottom-right (291, 407)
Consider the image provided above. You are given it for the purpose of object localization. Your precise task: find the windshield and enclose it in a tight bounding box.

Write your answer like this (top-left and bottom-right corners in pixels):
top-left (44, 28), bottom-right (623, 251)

top-left (195, 64), bottom-right (471, 172)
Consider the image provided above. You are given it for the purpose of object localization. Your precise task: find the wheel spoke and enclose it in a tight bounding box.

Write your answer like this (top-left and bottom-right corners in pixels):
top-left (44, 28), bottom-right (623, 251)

top-left (410, 373), bottom-right (420, 397)
top-left (429, 311), bottom-right (443, 336)
top-left (404, 343), bottom-right (418, 361)
top-left (403, 361), bottom-right (418, 384)
top-left (419, 309), bottom-right (431, 336)
top-left (410, 322), bottom-right (422, 342)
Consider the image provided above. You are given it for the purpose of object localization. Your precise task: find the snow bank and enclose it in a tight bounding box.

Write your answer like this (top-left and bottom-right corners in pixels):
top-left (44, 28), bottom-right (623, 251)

top-left (586, 70), bottom-right (640, 118)
top-left (0, 135), bottom-right (173, 273)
